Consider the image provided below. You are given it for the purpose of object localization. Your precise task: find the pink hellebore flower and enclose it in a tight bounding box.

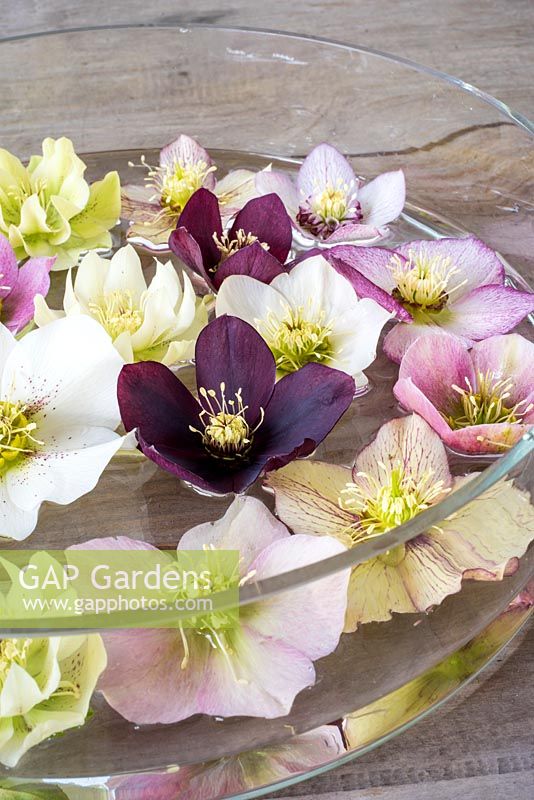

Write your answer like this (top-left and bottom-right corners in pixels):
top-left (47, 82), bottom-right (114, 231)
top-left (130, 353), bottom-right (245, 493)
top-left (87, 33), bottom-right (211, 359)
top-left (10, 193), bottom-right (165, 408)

top-left (266, 414), bottom-right (534, 631)
top-left (337, 236), bottom-right (534, 362)
top-left (112, 725), bottom-right (345, 800)
top-left (121, 134), bottom-right (264, 252)
top-left (256, 143), bottom-right (405, 246)
top-left (394, 332), bottom-right (534, 454)
top-left (82, 496), bottom-right (349, 724)
top-left (0, 234), bottom-right (54, 334)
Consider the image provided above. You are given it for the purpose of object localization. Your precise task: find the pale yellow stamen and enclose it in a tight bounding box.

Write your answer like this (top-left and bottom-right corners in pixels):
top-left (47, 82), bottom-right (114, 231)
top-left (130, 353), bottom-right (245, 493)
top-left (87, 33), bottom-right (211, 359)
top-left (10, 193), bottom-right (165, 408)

top-left (447, 371), bottom-right (533, 429)
top-left (89, 290), bottom-right (143, 340)
top-left (339, 461), bottom-right (449, 544)
top-left (0, 639), bottom-right (32, 686)
top-left (390, 249), bottom-right (468, 311)
top-left (190, 382), bottom-right (264, 460)
top-left (130, 154), bottom-right (217, 216)
top-left (0, 401), bottom-right (42, 473)
top-left (259, 303), bottom-right (334, 374)
top-left (211, 229), bottom-right (270, 267)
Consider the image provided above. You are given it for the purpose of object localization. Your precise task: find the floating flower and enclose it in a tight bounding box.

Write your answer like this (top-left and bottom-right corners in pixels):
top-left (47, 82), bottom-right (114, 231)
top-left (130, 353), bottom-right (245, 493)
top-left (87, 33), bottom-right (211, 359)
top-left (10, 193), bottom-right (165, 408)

top-left (121, 134), bottom-right (265, 251)
top-left (394, 332), bottom-right (534, 454)
top-left (83, 496), bottom-right (349, 723)
top-left (112, 725), bottom-right (345, 800)
top-left (118, 314), bottom-right (355, 495)
top-left (266, 414), bottom-right (534, 631)
top-left (0, 234), bottom-right (54, 334)
top-left (0, 137), bottom-right (120, 270)
top-left (0, 634), bottom-right (106, 767)
top-left (169, 188), bottom-right (292, 291)
top-left (0, 315), bottom-right (132, 541)
top-left (34, 244), bottom-right (207, 365)
top-left (216, 255), bottom-right (391, 386)
top-left (336, 237), bottom-right (534, 362)
top-left (256, 143), bottom-right (405, 245)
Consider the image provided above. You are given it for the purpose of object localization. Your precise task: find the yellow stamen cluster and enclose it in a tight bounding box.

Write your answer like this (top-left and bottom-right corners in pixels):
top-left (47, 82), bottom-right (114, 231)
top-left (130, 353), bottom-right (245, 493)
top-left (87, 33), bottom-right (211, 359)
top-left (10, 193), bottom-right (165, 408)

top-left (0, 401), bottom-right (41, 473)
top-left (390, 250), bottom-right (468, 311)
top-left (190, 383), bottom-right (264, 460)
top-left (339, 461), bottom-right (448, 544)
top-left (447, 371), bottom-right (533, 429)
top-left (89, 290), bottom-right (143, 340)
top-left (138, 154), bottom-right (216, 214)
top-left (261, 305), bottom-right (334, 374)
top-left (212, 229), bottom-right (270, 266)
top-left (0, 639), bottom-right (32, 687)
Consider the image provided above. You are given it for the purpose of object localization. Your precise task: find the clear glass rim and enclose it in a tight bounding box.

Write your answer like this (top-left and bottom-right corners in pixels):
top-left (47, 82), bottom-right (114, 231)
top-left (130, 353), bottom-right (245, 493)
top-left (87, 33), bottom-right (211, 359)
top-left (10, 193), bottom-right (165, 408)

top-left (0, 23), bottom-right (532, 629)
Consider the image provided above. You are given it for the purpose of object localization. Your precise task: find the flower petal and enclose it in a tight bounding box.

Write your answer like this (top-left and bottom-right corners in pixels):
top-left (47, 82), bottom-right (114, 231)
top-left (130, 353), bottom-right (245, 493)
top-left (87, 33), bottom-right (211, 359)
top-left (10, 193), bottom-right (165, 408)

top-left (159, 134), bottom-right (216, 191)
top-left (72, 250), bottom-right (109, 309)
top-left (168, 226), bottom-right (215, 290)
top-left (0, 234), bottom-right (19, 300)
top-left (393, 378), bottom-right (455, 441)
top-left (169, 187), bottom-right (222, 273)
top-left (214, 241), bottom-right (286, 289)
top-left (195, 315), bottom-right (276, 427)
top-left (324, 245), bottom-right (400, 292)
top-left (296, 144), bottom-right (356, 199)
top-left (249, 532), bottom-right (349, 659)
top-left (447, 285), bottom-right (534, 339)
top-left (1, 256), bottom-right (54, 334)
top-left (396, 237), bottom-right (505, 296)
top-left (444, 423), bottom-right (528, 454)
top-left (383, 319), bottom-right (453, 364)
top-left (257, 362), bottom-right (355, 470)
top-left (103, 243), bottom-right (147, 304)
top-left (230, 194), bottom-right (292, 263)
top-left (396, 332), bottom-right (476, 415)
top-left (355, 414), bottom-right (452, 488)
top-left (357, 170), bottom-right (406, 228)
top-left (255, 170), bottom-right (299, 218)
top-left (325, 222), bottom-right (382, 243)
top-left (179, 495), bottom-right (288, 570)
top-left (265, 459), bottom-right (355, 542)
top-left (471, 334), bottom-right (534, 413)
top-left (0, 478), bottom-right (38, 541)
top-left (3, 315), bottom-right (124, 430)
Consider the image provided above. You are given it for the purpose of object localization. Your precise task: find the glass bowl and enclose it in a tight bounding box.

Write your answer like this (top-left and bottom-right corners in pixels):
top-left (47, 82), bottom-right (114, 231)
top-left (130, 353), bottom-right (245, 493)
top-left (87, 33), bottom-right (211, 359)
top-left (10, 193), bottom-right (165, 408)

top-left (0, 23), bottom-right (532, 800)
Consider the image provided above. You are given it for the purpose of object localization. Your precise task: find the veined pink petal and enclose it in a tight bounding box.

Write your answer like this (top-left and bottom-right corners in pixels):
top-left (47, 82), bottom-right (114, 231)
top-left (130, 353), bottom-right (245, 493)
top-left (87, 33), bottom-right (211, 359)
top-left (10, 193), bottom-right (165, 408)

top-left (354, 414), bottom-right (452, 489)
top-left (447, 285), bottom-right (534, 339)
top-left (396, 237), bottom-right (505, 297)
top-left (248, 533), bottom-right (349, 660)
top-left (396, 332), bottom-right (476, 414)
top-left (357, 170), bottom-right (406, 228)
top-left (393, 378), bottom-right (455, 441)
top-left (471, 334), bottom-right (534, 410)
top-left (324, 222), bottom-right (382, 243)
top-left (159, 134), bottom-right (216, 191)
top-left (325, 245), bottom-right (402, 292)
top-left (383, 319), bottom-right (470, 364)
top-left (444, 423), bottom-right (528, 454)
top-left (1, 256), bottom-right (54, 333)
top-left (296, 143), bottom-right (356, 200)
top-left (255, 170), bottom-right (299, 218)
top-left (0, 234), bottom-right (19, 300)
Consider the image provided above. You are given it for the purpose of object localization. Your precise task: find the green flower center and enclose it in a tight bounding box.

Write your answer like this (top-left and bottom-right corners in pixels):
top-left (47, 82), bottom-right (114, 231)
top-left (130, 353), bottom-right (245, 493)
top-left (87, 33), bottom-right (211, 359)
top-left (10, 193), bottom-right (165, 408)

top-left (339, 462), bottom-right (448, 545)
top-left (0, 401), bottom-right (40, 473)
top-left (90, 290), bottom-right (143, 340)
top-left (447, 371), bottom-right (532, 429)
top-left (390, 250), bottom-right (467, 312)
top-left (190, 383), bottom-right (264, 461)
top-left (261, 307), bottom-right (334, 374)
top-left (211, 228), bottom-right (269, 267)
top-left (311, 184), bottom-right (352, 224)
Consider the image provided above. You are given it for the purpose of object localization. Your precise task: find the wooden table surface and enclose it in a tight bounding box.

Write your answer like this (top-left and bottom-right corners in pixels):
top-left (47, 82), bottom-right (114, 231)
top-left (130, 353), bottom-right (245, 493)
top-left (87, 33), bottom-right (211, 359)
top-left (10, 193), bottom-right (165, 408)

top-left (3, 2), bottom-right (533, 799)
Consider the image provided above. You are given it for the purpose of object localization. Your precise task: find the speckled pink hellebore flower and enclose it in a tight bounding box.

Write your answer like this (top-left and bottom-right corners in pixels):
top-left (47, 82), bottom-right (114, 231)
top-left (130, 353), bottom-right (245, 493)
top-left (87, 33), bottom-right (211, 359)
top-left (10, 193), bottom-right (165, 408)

top-left (0, 233), bottom-right (54, 334)
top-left (255, 143), bottom-right (405, 246)
top-left (266, 414), bottom-right (534, 631)
top-left (334, 236), bottom-right (534, 362)
top-left (394, 332), bottom-right (534, 454)
top-left (79, 496), bottom-right (350, 724)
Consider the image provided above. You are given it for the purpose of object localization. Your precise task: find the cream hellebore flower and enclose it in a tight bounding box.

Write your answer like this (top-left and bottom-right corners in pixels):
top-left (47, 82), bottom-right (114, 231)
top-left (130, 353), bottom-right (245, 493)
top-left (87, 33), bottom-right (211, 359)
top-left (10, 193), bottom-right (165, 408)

top-left (0, 634), bottom-right (106, 767)
top-left (34, 244), bottom-right (208, 365)
top-left (0, 315), bottom-right (132, 541)
top-left (0, 137), bottom-right (120, 270)
top-left (216, 255), bottom-right (392, 387)
top-left (266, 414), bottom-right (534, 632)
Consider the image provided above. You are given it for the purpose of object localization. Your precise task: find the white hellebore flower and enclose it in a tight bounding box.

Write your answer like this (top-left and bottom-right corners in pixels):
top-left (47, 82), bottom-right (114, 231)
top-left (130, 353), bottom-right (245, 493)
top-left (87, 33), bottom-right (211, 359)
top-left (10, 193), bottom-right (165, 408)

top-left (0, 634), bottom-right (106, 767)
top-left (216, 255), bottom-right (392, 387)
top-left (0, 315), bottom-right (131, 541)
top-left (34, 244), bottom-right (208, 365)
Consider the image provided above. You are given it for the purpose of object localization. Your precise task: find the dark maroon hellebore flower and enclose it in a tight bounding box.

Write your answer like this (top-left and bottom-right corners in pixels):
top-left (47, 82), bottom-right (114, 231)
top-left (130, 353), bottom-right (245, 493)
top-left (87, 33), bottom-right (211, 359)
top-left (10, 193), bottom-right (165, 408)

top-left (118, 315), bottom-right (355, 494)
top-left (168, 188), bottom-right (292, 291)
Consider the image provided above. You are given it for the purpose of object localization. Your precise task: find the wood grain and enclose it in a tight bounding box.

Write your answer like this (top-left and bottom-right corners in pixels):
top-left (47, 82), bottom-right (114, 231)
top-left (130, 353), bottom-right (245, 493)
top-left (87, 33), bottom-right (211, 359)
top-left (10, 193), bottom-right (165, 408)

top-left (2, 2), bottom-right (533, 798)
